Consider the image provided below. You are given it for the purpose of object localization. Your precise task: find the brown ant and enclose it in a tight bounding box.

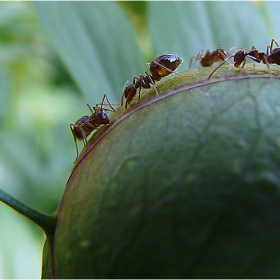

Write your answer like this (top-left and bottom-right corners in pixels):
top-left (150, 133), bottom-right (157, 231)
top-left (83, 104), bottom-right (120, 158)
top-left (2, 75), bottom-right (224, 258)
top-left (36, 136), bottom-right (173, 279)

top-left (189, 44), bottom-right (229, 68)
top-left (70, 94), bottom-right (116, 158)
top-left (207, 45), bottom-right (270, 80)
top-left (266, 39), bottom-right (280, 65)
top-left (121, 54), bottom-right (183, 108)
top-left (233, 46), bottom-right (269, 68)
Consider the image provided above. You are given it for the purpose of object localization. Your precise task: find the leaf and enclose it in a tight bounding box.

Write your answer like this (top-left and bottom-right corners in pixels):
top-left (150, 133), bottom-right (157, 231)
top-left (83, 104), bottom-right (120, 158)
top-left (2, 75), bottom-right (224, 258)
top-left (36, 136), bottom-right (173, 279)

top-left (33, 2), bottom-right (145, 103)
top-left (0, 66), bottom-right (10, 120)
top-left (0, 2), bottom-right (29, 27)
top-left (43, 66), bottom-right (280, 278)
top-left (262, 2), bottom-right (280, 41)
top-left (148, 2), bottom-right (272, 71)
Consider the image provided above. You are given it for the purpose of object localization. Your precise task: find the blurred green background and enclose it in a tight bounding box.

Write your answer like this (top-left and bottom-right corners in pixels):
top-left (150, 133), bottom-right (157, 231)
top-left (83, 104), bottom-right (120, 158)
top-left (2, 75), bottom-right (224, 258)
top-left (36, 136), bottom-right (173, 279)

top-left (0, 1), bottom-right (279, 278)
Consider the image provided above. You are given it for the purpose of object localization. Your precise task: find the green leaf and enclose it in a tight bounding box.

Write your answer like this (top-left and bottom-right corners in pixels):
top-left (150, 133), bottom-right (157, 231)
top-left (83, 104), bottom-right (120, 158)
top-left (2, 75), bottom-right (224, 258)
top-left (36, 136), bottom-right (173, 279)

top-left (262, 2), bottom-right (280, 41)
top-left (0, 2), bottom-right (29, 28)
top-left (148, 2), bottom-right (272, 70)
top-left (43, 66), bottom-right (280, 278)
top-left (33, 2), bottom-right (145, 103)
top-left (0, 66), bottom-right (10, 120)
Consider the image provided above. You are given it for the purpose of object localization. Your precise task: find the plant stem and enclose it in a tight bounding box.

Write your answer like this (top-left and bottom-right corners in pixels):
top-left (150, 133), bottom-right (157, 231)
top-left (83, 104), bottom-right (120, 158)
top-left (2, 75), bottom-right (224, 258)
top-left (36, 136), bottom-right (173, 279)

top-left (0, 188), bottom-right (56, 237)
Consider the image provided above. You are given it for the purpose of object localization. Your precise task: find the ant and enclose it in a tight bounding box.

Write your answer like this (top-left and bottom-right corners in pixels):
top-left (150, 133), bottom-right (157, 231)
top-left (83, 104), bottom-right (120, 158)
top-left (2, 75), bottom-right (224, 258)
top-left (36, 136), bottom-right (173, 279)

top-left (266, 39), bottom-right (280, 65)
top-left (189, 44), bottom-right (229, 68)
top-left (233, 46), bottom-right (269, 68)
top-left (70, 94), bottom-right (116, 158)
top-left (207, 45), bottom-right (270, 80)
top-left (121, 54), bottom-right (183, 108)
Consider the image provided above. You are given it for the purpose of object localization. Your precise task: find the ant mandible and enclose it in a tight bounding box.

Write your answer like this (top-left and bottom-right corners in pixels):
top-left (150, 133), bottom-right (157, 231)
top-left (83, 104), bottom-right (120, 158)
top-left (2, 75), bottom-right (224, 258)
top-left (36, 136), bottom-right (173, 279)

top-left (189, 44), bottom-right (229, 69)
top-left (70, 94), bottom-right (116, 158)
top-left (207, 45), bottom-right (270, 80)
top-left (121, 54), bottom-right (183, 108)
top-left (266, 39), bottom-right (280, 65)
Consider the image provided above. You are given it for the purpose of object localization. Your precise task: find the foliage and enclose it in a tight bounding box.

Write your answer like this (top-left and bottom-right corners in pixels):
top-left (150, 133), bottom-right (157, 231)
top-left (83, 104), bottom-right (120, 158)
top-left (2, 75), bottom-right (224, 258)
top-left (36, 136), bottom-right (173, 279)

top-left (0, 1), bottom-right (279, 277)
top-left (51, 71), bottom-right (280, 278)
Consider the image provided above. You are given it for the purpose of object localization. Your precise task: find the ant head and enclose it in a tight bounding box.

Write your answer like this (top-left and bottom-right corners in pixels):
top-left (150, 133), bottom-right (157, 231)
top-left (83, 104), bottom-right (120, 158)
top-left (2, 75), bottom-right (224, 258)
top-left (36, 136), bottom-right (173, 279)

top-left (234, 50), bottom-right (247, 67)
top-left (149, 54), bottom-right (183, 78)
top-left (267, 48), bottom-right (280, 65)
top-left (123, 82), bottom-right (136, 99)
top-left (93, 109), bottom-right (110, 125)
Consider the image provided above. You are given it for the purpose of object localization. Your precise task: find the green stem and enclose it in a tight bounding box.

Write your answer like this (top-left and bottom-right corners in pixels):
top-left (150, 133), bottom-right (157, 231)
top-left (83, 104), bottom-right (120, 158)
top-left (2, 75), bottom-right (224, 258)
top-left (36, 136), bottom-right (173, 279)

top-left (0, 188), bottom-right (56, 237)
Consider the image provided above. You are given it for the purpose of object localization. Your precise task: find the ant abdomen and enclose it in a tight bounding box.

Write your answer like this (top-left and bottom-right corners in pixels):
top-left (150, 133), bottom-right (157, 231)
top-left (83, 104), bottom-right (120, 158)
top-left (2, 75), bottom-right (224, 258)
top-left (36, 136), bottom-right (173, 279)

top-left (72, 116), bottom-right (92, 140)
top-left (149, 54), bottom-right (183, 79)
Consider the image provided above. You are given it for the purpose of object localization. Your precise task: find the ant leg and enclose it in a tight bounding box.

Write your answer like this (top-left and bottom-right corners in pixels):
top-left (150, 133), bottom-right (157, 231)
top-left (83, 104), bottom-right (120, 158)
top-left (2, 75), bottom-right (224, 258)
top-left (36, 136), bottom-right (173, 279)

top-left (151, 60), bottom-right (186, 78)
top-left (124, 90), bottom-right (136, 109)
top-left (189, 50), bottom-right (204, 69)
top-left (271, 39), bottom-right (279, 50)
top-left (87, 103), bottom-right (94, 114)
top-left (82, 119), bottom-right (99, 132)
top-left (100, 94), bottom-right (108, 110)
top-left (125, 98), bottom-right (129, 109)
top-left (124, 86), bottom-right (137, 109)
top-left (145, 72), bottom-right (159, 97)
top-left (78, 127), bottom-right (89, 149)
top-left (122, 81), bottom-right (137, 108)
top-left (132, 75), bottom-right (140, 85)
top-left (241, 57), bottom-right (247, 69)
top-left (70, 120), bottom-right (99, 158)
top-left (70, 124), bottom-right (80, 158)
top-left (266, 44), bottom-right (272, 56)
top-left (102, 94), bottom-right (116, 112)
top-left (134, 75), bottom-right (145, 101)
top-left (99, 94), bottom-right (106, 110)
top-left (188, 56), bottom-right (196, 69)
top-left (83, 136), bottom-right (89, 149)
top-left (125, 87), bottom-right (137, 109)
top-left (95, 94), bottom-right (117, 112)
top-left (138, 77), bottom-right (143, 100)
top-left (121, 81), bottom-right (130, 107)
top-left (132, 75), bottom-right (142, 100)
top-left (207, 55), bottom-right (233, 80)
top-left (94, 103), bottom-right (118, 112)
top-left (262, 55), bottom-right (270, 71)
